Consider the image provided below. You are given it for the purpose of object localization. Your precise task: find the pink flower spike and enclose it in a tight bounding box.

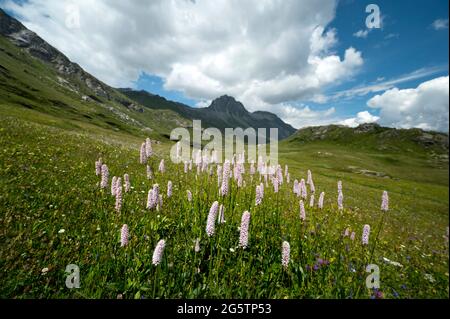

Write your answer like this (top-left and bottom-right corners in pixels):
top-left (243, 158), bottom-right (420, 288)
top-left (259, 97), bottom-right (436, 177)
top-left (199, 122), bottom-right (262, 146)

top-left (115, 177), bottom-right (122, 212)
top-left (381, 191), bottom-right (389, 211)
top-left (282, 241), bottom-right (290, 269)
top-left (318, 192), bottom-right (325, 209)
top-left (111, 176), bottom-right (117, 196)
top-left (140, 142), bottom-right (147, 164)
top-left (299, 200), bottom-right (306, 221)
top-left (120, 224), bottom-right (129, 247)
top-left (206, 201), bottom-right (219, 237)
top-left (167, 181), bottom-right (172, 198)
top-left (362, 224), bottom-right (370, 245)
top-left (152, 239), bottom-right (166, 266)
top-left (239, 211), bottom-right (251, 249)
top-left (124, 174), bottom-right (130, 193)
top-left (100, 164), bottom-right (109, 189)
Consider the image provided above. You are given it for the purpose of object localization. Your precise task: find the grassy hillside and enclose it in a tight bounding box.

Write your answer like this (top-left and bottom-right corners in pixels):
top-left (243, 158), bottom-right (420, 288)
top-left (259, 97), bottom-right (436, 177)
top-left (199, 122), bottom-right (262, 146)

top-left (0, 106), bottom-right (448, 298)
top-left (0, 35), bottom-right (189, 141)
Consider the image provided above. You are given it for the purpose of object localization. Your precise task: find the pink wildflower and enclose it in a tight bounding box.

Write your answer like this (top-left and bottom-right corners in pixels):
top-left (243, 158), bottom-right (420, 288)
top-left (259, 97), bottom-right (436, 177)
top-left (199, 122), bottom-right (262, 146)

top-left (282, 241), bottom-right (290, 269)
top-left (120, 224), bottom-right (129, 247)
top-left (362, 224), bottom-right (370, 245)
top-left (100, 164), bottom-right (109, 189)
top-left (206, 201), bottom-right (219, 237)
top-left (239, 211), bottom-right (251, 249)
top-left (381, 191), bottom-right (389, 211)
top-left (152, 239), bottom-right (166, 265)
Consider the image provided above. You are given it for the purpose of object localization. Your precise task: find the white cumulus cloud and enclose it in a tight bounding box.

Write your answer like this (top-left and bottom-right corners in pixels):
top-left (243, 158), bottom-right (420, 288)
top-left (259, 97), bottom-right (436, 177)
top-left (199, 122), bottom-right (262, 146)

top-left (353, 29), bottom-right (369, 38)
top-left (3, 0), bottom-right (365, 127)
top-left (367, 76), bottom-right (449, 132)
top-left (432, 18), bottom-right (449, 30)
top-left (339, 111), bottom-right (379, 128)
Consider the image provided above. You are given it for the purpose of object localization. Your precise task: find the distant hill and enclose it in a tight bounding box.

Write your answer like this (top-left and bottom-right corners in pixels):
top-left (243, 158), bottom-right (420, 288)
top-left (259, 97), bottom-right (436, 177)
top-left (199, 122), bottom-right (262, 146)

top-left (285, 123), bottom-right (449, 154)
top-left (119, 89), bottom-right (297, 140)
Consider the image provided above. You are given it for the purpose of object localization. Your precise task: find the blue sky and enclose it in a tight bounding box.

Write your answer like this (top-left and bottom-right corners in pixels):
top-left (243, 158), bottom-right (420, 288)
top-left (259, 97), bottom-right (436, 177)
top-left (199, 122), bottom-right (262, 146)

top-left (134, 0), bottom-right (449, 116)
top-left (2, 0), bottom-right (449, 130)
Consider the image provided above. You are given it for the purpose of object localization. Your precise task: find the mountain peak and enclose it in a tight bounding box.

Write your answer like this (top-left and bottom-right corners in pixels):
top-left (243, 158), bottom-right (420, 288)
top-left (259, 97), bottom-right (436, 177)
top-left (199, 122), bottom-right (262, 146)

top-left (208, 95), bottom-right (248, 114)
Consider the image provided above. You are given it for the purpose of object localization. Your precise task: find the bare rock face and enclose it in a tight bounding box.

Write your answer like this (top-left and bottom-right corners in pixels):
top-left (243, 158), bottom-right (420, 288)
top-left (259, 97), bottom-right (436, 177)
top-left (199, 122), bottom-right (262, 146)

top-left (0, 8), bottom-right (109, 99)
top-left (354, 123), bottom-right (381, 134)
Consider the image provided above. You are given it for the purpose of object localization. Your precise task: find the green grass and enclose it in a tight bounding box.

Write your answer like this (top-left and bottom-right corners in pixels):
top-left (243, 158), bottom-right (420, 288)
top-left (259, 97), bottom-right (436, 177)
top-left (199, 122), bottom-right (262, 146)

top-left (0, 110), bottom-right (448, 299)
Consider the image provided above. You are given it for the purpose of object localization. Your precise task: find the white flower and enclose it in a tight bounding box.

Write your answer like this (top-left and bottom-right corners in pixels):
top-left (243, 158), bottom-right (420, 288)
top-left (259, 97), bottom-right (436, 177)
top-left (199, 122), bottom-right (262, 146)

top-left (229, 248), bottom-right (235, 253)
top-left (41, 267), bottom-right (49, 274)
top-left (424, 274), bottom-right (436, 283)
top-left (58, 229), bottom-right (65, 234)
top-left (382, 257), bottom-right (403, 268)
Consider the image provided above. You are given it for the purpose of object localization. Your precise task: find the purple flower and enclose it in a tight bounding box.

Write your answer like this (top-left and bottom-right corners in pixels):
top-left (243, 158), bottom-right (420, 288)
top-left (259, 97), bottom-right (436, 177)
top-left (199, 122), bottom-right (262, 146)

top-left (273, 177), bottom-right (279, 193)
top-left (381, 190), bottom-right (389, 211)
top-left (111, 176), bottom-right (117, 196)
top-left (100, 164), bottom-right (109, 189)
top-left (120, 224), bottom-right (129, 247)
top-left (250, 162), bottom-right (255, 175)
top-left (140, 142), bottom-right (147, 164)
top-left (282, 241), bottom-right (290, 269)
top-left (152, 239), bottom-right (166, 266)
top-left (299, 200), bottom-right (306, 221)
top-left (255, 185), bottom-right (262, 206)
top-left (343, 228), bottom-right (350, 237)
top-left (167, 180), bottom-right (172, 198)
top-left (221, 160), bottom-right (231, 196)
top-left (309, 194), bottom-right (315, 207)
top-left (318, 192), bottom-right (325, 209)
top-left (95, 158), bottom-right (102, 176)
top-left (300, 179), bottom-right (307, 199)
top-left (147, 189), bottom-right (155, 209)
top-left (115, 177), bottom-right (122, 212)
top-left (362, 224), bottom-right (370, 245)
top-left (372, 289), bottom-right (384, 299)
top-left (124, 174), bottom-right (130, 193)
top-left (239, 211), bottom-right (251, 249)
top-left (206, 201), bottom-right (219, 237)
top-left (307, 170), bottom-right (312, 185)
top-left (145, 138), bottom-right (153, 158)
top-left (338, 191), bottom-right (343, 210)
top-left (350, 232), bottom-right (356, 241)
top-left (310, 180), bottom-right (315, 194)
top-left (186, 190), bottom-right (192, 202)
top-left (293, 179), bottom-right (299, 196)
top-left (153, 184), bottom-right (159, 199)
top-left (158, 159), bottom-right (165, 173)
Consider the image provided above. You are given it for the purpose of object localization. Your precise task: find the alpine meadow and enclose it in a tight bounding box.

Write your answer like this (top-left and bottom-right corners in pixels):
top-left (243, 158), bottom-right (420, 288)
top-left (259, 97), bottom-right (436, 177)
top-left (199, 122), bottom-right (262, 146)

top-left (0, 1), bottom-right (448, 301)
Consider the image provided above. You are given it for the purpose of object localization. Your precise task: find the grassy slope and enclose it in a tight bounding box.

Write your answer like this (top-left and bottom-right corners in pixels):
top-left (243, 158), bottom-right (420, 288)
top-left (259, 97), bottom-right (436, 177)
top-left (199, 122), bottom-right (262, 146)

top-left (0, 35), bottom-right (189, 140)
top-left (0, 112), bottom-right (448, 298)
